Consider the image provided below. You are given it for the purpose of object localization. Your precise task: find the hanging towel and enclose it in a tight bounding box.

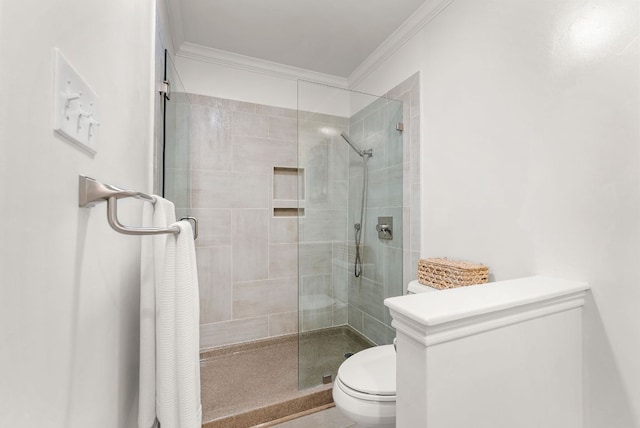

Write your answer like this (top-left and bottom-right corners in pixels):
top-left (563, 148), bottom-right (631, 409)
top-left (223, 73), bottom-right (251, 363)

top-left (139, 196), bottom-right (176, 428)
top-left (156, 220), bottom-right (202, 428)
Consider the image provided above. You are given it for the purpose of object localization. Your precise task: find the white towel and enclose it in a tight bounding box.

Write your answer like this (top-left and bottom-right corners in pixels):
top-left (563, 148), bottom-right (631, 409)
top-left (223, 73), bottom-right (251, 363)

top-left (156, 220), bottom-right (202, 428)
top-left (139, 197), bottom-right (176, 428)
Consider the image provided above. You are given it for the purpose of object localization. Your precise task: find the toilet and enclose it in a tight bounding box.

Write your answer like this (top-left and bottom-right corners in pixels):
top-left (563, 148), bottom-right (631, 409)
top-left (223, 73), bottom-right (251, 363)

top-left (332, 280), bottom-right (437, 427)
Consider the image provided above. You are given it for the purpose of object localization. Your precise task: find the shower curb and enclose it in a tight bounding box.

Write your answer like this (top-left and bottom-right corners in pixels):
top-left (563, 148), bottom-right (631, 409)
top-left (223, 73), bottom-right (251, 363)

top-left (201, 386), bottom-right (333, 428)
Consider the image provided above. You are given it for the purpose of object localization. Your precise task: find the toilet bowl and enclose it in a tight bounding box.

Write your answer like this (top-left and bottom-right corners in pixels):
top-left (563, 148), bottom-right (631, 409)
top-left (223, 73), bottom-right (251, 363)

top-left (333, 280), bottom-right (437, 427)
top-left (332, 344), bottom-right (396, 428)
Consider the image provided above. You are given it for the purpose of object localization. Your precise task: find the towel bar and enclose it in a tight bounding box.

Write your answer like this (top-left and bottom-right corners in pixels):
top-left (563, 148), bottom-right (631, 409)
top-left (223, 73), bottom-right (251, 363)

top-left (78, 175), bottom-right (197, 239)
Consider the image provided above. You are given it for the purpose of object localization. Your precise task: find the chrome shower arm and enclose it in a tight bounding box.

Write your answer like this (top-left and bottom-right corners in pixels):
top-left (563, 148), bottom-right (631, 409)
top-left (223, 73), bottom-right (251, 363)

top-left (340, 132), bottom-right (364, 157)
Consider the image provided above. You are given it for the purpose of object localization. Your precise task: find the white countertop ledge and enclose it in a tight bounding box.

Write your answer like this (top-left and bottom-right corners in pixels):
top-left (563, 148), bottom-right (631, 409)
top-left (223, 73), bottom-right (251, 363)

top-left (385, 276), bottom-right (590, 327)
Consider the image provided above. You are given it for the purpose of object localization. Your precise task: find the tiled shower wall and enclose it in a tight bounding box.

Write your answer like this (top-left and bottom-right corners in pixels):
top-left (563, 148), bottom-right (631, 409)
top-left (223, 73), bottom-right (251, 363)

top-left (346, 73), bottom-right (421, 345)
top-left (185, 95), bottom-right (351, 349)
top-left (389, 73), bottom-right (421, 292)
top-left (345, 96), bottom-right (403, 346)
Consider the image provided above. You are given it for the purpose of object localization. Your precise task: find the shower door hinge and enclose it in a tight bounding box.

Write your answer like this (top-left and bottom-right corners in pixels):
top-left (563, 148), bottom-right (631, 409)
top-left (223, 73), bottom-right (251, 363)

top-left (159, 80), bottom-right (171, 100)
top-left (396, 122), bottom-right (404, 132)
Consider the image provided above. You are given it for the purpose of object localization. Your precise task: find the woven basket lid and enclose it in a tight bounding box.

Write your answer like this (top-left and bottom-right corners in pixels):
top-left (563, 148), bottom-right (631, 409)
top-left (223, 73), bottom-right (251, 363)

top-left (421, 257), bottom-right (487, 269)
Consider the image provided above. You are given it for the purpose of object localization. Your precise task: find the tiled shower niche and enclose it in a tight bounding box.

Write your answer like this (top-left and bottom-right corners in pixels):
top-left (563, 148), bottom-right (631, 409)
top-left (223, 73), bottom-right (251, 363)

top-left (273, 166), bottom-right (305, 217)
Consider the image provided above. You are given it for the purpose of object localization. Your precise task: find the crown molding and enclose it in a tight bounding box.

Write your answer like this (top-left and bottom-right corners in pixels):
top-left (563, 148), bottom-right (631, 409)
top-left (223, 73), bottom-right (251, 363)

top-left (167, 0), bottom-right (453, 90)
top-left (176, 42), bottom-right (349, 88)
top-left (348, 0), bottom-right (455, 88)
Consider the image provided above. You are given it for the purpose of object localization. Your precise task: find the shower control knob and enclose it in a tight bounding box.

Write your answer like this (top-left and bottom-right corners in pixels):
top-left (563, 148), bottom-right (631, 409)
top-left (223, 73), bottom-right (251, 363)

top-left (376, 224), bottom-right (390, 233)
top-left (376, 217), bottom-right (393, 240)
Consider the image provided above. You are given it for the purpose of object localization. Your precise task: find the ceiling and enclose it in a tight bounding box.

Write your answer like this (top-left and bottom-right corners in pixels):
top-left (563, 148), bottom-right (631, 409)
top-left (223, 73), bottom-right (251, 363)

top-left (170, 0), bottom-right (428, 78)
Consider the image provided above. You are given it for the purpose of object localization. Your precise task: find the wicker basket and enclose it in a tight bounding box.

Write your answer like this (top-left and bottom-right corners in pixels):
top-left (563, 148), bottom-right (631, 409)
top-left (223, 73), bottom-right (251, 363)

top-left (417, 258), bottom-right (489, 290)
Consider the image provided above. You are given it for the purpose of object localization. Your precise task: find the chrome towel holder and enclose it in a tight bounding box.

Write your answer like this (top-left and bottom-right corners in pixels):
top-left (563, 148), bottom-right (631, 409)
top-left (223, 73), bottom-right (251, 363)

top-left (78, 175), bottom-right (197, 239)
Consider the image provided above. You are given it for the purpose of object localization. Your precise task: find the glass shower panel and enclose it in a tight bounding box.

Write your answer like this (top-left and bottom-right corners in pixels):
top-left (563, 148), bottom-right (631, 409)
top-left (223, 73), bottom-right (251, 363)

top-left (163, 56), bottom-right (192, 220)
top-left (297, 81), bottom-right (403, 389)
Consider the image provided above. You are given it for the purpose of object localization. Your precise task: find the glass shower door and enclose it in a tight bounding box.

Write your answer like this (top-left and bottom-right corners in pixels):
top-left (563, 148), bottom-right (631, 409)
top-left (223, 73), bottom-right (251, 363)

top-left (162, 55), bottom-right (192, 221)
top-left (297, 81), bottom-right (404, 389)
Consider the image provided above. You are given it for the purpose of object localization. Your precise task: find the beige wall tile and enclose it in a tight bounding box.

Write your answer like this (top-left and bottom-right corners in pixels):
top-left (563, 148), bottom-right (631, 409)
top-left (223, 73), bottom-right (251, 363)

top-left (348, 276), bottom-right (384, 321)
top-left (197, 246), bottom-right (232, 324)
top-left (333, 304), bottom-right (347, 326)
top-left (347, 305), bottom-right (363, 333)
top-left (233, 277), bottom-right (297, 319)
top-left (410, 181), bottom-right (421, 253)
top-left (269, 217), bottom-right (299, 244)
top-left (192, 208), bottom-right (231, 248)
top-left (299, 242), bottom-right (332, 276)
top-left (232, 136), bottom-right (297, 174)
top-left (403, 160), bottom-right (411, 210)
top-left (256, 104), bottom-right (296, 119)
top-left (383, 246), bottom-right (403, 300)
top-left (388, 164), bottom-right (404, 207)
top-left (302, 143), bottom-right (330, 208)
top-left (232, 209), bottom-right (269, 282)
top-left (301, 274), bottom-right (331, 298)
top-left (362, 313), bottom-right (395, 345)
top-left (188, 94), bottom-right (256, 113)
top-left (190, 105), bottom-right (233, 171)
top-left (403, 249), bottom-right (413, 293)
top-left (192, 170), bottom-right (269, 209)
top-left (331, 180), bottom-right (348, 210)
top-left (330, 138), bottom-right (349, 182)
top-left (231, 111), bottom-right (269, 137)
top-left (302, 209), bottom-right (347, 242)
top-left (410, 120), bottom-right (420, 184)
top-left (200, 317), bottom-right (269, 349)
top-left (269, 243), bottom-right (298, 279)
top-left (164, 168), bottom-right (190, 210)
top-left (268, 311), bottom-right (299, 336)
top-left (332, 261), bottom-right (349, 304)
top-left (301, 307), bottom-right (333, 332)
top-left (269, 116), bottom-right (297, 142)
top-left (364, 168), bottom-right (387, 209)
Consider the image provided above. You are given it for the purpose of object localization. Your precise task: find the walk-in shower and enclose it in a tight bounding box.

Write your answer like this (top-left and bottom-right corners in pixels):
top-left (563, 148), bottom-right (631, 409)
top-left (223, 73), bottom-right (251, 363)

top-left (340, 132), bottom-right (371, 278)
top-left (162, 74), bottom-right (405, 424)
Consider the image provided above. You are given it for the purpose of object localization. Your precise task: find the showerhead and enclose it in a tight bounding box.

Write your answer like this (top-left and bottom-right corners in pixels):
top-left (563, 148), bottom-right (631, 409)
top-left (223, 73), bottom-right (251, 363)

top-left (340, 132), bottom-right (373, 159)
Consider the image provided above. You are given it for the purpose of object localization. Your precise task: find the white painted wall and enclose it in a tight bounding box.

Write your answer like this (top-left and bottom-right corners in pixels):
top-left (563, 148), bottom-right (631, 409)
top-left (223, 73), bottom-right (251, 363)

top-left (354, 0), bottom-right (640, 426)
top-left (157, 0), bottom-right (176, 56)
top-left (0, 0), bottom-right (154, 427)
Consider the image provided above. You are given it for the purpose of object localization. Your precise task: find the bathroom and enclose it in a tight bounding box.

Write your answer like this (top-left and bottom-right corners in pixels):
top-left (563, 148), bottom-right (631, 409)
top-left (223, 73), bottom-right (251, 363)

top-left (0, 0), bottom-right (639, 427)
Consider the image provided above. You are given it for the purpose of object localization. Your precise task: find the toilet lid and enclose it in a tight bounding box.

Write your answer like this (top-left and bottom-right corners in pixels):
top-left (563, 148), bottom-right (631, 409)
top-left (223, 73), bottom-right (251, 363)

top-left (337, 344), bottom-right (396, 396)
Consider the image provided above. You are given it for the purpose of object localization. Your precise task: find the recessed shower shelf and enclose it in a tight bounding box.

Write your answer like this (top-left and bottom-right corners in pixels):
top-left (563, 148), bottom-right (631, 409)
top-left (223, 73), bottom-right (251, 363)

top-left (273, 166), bottom-right (305, 217)
top-left (273, 200), bottom-right (305, 217)
top-left (273, 199), bottom-right (305, 209)
top-left (273, 208), bottom-right (305, 217)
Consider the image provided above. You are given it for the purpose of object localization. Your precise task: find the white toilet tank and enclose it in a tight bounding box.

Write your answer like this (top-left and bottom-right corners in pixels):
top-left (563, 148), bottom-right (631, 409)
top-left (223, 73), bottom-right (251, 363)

top-left (407, 279), bottom-right (438, 294)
